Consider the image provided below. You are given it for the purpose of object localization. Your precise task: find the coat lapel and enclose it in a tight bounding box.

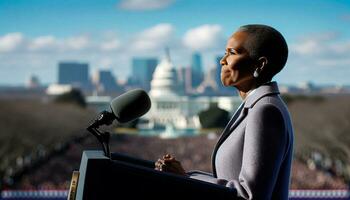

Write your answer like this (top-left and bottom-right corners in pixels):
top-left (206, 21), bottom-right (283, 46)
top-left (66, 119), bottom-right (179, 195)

top-left (211, 81), bottom-right (281, 177)
top-left (229, 108), bottom-right (248, 132)
top-left (211, 104), bottom-right (246, 177)
top-left (216, 103), bottom-right (244, 146)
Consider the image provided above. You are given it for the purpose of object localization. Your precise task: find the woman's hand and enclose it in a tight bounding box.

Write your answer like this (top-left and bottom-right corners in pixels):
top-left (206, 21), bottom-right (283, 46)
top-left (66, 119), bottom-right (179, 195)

top-left (154, 154), bottom-right (187, 176)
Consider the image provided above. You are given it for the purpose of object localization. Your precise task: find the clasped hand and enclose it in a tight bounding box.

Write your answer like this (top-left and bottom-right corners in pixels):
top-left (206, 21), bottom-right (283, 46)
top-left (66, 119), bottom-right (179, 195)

top-left (154, 154), bottom-right (187, 176)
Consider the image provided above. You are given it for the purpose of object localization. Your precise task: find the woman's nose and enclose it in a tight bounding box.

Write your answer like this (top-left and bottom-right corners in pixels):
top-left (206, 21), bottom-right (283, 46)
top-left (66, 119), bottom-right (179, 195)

top-left (220, 56), bottom-right (227, 66)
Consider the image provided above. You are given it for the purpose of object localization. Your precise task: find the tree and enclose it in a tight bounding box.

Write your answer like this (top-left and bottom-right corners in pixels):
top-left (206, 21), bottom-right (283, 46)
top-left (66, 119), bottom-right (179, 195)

top-left (198, 103), bottom-right (229, 128)
top-left (54, 89), bottom-right (86, 108)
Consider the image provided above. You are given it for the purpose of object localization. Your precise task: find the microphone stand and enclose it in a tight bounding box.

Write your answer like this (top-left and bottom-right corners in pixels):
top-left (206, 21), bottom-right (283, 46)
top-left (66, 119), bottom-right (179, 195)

top-left (87, 126), bottom-right (111, 158)
top-left (87, 111), bottom-right (115, 159)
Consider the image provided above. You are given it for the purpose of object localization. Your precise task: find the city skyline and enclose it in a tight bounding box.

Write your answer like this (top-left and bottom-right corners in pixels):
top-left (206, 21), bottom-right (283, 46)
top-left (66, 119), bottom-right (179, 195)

top-left (1, 0), bottom-right (350, 86)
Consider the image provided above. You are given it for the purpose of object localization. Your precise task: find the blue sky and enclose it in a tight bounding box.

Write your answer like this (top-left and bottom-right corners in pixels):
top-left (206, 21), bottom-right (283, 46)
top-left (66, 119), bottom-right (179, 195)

top-left (1, 0), bottom-right (350, 86)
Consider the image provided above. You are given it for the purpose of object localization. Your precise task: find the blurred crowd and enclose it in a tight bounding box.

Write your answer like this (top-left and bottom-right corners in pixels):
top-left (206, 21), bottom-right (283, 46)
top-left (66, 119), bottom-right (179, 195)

top-left (2, 132), bottom-right (349, 190)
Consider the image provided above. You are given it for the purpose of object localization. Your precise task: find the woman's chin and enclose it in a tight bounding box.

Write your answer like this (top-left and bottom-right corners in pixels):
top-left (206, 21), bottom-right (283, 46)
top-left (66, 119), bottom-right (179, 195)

top-left (221, 78), bottom-right (235, 86)
top-left (221, 80), bottom-right (228, 87)
top-left (222, 81), bottom-right (234, 87)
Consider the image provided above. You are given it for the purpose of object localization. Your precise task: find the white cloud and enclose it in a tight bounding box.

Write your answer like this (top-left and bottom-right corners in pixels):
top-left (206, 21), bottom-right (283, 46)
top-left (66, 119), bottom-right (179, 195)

top-left (290, 31), bottom-right (350, 61)
top-left (96, 57), bottom-right (114, 68)
top-left (291, 32), bottom-right (339, 56)
top-left (118, 0), bottom-right (174, 11)
top-left (0, 33), bottom-right (24, 53)
top-left (28, 35), bottom-right (59, 51)
top-left (65, 35), bottom-right (90, 50)
top-left (142, 23), bottom-right (173, 38)
top-left (130, 23), bottom-right (174, 51)
top-left (329, 41), bottom-right (350, 54)
top-left (183, 24), bottom-right (224, 51)
top-left (289, 31), bottom-right (350, 75)
top-left (3, 27), bottom-right (350, 85)
top-left (291, 40), bottom-right (322, 55)
top-left (100, 39), bottom-right (121, 51)
top-left (0, 33), bottom-right (95, 53)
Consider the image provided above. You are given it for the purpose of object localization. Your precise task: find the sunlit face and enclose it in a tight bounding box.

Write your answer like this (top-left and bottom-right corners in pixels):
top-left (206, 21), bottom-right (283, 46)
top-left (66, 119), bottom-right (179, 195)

top-left (220, 31), bottom-right (255, 88)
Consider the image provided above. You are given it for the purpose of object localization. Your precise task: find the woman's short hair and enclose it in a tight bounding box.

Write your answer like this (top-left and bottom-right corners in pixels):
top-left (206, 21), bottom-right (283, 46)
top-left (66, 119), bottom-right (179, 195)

top-left (237, 24), bottom-right (288, 83)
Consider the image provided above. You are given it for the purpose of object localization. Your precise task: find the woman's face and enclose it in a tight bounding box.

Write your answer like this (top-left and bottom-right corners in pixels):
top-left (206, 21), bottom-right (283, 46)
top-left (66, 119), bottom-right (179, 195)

top-left (220, 31), bottom-right (255, 88)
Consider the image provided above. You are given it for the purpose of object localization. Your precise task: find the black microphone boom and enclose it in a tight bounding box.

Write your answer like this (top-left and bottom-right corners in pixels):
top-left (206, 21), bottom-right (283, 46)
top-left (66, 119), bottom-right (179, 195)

top-left (87, 89), bottom-right (151, 158)
top-left (89, 111), bottom-right (115, 129)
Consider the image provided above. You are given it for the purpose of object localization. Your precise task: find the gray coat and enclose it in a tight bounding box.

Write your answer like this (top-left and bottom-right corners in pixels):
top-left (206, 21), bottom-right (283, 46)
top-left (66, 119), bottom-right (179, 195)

top-left (189, 82), bottom-right (294, 200)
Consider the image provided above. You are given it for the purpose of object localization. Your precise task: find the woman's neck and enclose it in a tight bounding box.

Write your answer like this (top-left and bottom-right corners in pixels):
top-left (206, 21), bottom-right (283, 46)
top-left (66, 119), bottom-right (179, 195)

top-left (236, 81), bottom-right (259, 100)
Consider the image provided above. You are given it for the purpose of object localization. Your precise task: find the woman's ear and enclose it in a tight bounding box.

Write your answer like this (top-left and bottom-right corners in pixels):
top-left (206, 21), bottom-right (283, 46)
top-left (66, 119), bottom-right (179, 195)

top-left (257, 57), bottom-right (268, 72)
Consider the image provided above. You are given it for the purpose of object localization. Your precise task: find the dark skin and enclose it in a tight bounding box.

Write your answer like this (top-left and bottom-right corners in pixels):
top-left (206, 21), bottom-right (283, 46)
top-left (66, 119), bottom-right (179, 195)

top-left (154, 31), bottom-right (268, 176)
top-left (154, 154), bottom-right (187, 176)
top-left (221, 31), bottom-right (268, 99)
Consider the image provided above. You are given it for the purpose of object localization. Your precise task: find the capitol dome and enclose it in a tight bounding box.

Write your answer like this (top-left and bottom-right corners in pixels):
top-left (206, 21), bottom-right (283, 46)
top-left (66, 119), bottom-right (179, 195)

top-left (149, 52), bottom-right (182, 98)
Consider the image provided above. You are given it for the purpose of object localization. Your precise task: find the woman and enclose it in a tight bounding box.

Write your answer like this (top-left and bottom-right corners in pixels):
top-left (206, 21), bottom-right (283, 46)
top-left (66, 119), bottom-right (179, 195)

top-left (155, 24), bottom-right (294, 200)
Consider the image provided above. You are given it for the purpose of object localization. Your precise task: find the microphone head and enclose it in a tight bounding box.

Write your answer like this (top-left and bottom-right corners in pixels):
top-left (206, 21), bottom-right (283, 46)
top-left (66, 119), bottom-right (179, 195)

top-left (110, 89), bottom-right (151, 123)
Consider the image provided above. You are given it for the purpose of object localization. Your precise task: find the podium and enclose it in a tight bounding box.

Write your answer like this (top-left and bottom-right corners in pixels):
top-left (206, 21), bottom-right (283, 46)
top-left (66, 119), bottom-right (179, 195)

top-left (71, 150), bottom-right (238, 199)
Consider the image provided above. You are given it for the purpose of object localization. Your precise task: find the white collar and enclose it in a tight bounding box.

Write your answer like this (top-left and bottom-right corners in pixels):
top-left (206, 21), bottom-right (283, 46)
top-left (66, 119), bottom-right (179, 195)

top-left (241, 88), bottom-right (256, 103)
top-left (246, 81), bottom-right (273, 99)
top-left (246, 88), bottom-right (257, 99)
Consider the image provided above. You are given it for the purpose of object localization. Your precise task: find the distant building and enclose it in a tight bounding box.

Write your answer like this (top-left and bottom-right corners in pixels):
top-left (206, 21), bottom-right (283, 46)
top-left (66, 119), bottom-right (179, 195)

top-left (129, 58), bottom-right (158, 91)
top-left (320, 85), bottom-right (350, 94)
top-left (177, 67), bottom-right (194, 94)
top-left (279, 82), bottom-right (321, 94)
top-left (190, 52), bottom-right (204, 89)
top-left (26, 74), bottom-right (41, 88)
top-left (149, 53), bottom-right (182, 97)
top-left (58, 62), bottom-right (91, 91)
top-left (298, 81), bottom-right (319, 92)
top-left (215, 56), bottom-right (222, 89)
top-left (197, 68), bottom-right (218, 96)
top-left (93, 69), bottom-right (122, 94)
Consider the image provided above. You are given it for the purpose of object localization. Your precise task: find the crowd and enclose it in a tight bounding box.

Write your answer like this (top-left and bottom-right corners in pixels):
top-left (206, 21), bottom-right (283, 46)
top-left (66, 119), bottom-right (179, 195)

top-left (3, 132), bottom-right (348, 190)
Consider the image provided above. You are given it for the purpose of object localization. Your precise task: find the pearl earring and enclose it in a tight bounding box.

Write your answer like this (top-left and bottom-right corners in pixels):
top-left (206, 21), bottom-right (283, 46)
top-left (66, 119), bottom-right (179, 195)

top-left (253, 69), bottom-right (259, 78)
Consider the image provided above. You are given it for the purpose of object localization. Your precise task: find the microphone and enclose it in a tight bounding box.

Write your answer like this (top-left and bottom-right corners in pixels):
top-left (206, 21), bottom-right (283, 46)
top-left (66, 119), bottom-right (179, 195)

top-left (89, 89), bottom-right (151, 128)
top-left (110, 89), bottom-right (151, 123)
top-left (87, 89), bottom-right (151, 158)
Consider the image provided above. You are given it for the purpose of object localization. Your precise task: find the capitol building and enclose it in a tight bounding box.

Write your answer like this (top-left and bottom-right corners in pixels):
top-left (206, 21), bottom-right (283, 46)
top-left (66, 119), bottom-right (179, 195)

top-left (144, 52), bottom-right (241, 130)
